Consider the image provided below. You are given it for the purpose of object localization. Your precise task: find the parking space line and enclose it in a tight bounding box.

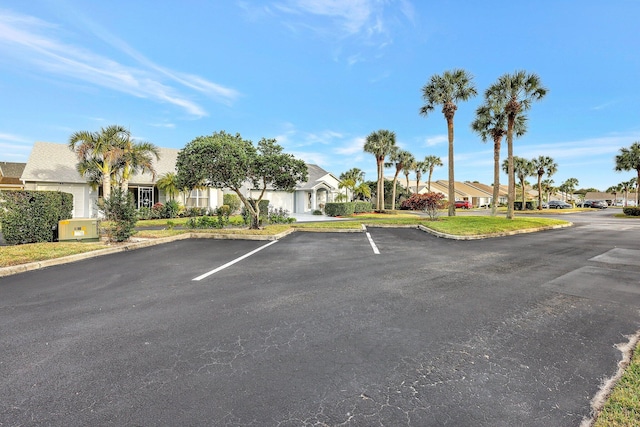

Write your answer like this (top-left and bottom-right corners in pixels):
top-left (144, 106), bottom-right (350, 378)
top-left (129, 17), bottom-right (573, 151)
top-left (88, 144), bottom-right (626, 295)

top-left (192, 240), bottom-right (278, 281)
top-left (365, 231), bottom-right (380, 255)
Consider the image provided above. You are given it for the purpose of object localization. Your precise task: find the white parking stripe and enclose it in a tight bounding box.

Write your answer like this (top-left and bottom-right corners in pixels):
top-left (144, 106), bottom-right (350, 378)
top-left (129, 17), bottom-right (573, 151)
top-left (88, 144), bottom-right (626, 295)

top-left (192, 240), bottom-right (278, 281)
top-left (366, 232), bottom-right (380, 255)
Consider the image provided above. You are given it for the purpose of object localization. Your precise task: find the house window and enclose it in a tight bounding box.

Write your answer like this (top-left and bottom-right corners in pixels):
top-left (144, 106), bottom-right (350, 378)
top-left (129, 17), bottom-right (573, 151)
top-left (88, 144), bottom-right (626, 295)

top-left (186, 189), bottom-right (208, 207)
top-left (138, 187), bottom-right (154, 209)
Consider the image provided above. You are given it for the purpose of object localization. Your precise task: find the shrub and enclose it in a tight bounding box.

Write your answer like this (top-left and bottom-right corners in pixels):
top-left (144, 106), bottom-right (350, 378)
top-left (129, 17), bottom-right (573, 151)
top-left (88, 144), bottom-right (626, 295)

top-left (623, 207), bottom-right (640, 216)
top-left (325, 202), bottom-right (355, 217)
top-left (137, 206), bottom-right (152, 220)
top-left (267, 206), bottom-right (295, 224)
top-left (401, 193), bottom-right (445, 220)
top-left (223, 194), bottom-right (241, 214)
top-left (354, 201), bottom-right (373, 213)
top-left (186, 215), bottom-right (225, 229)
top-left (0, 190), bottom-right (73, 245)
top-left (99, 189), bottom-right (138, 242)
top-left (164, 200), bottom-right (181, 218)
top-left (312, 209), bottom-right (323, 215)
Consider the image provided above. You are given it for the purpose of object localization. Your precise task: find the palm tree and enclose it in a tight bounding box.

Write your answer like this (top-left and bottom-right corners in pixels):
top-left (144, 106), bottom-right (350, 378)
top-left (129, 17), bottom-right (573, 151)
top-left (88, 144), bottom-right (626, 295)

top-left (631, 177), bottom-right (639, 206)
top-left (471, 98), bottom-right (526, 216)
top-left (615, 142), bottom-right (640, 205)
top-left (503, 157), bottom-right (535, 210)
top-left (402, 154), bottom-right (416, 194)
top-left (157, 172), bottom-right (180, 201)
top-left (363, 129), bottom-right (396, 210)
top-left (485, 71), bottom-right (547, 219)
top-left (561, 178), bottom-right (579, 203)
top-left (420, 69), bottom-right (477, 216)
top-left (619, 180), bottom-right (633, 206)
top-left (606, 184), bottom-right (621, 206)
top-left (385, 148), bottom-right (414, 210)
top-left (423, 155), bottom-right (443, 192)
top-left (69, 125), bottom-right (129, 200)
top-left (531, 156), bottom-right (557, 210)
top-left (541, 179), bottom-right (555, 205)
top-left (414, 160), bottom-right (428, 195)
top-left (117, 138), bottom-right (160, 193)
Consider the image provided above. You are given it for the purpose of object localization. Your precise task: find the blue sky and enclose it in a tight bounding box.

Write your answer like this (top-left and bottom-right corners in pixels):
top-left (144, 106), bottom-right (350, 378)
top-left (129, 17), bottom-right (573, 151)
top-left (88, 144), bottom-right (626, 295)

top-left (1, 0), bottom-right (639, 191)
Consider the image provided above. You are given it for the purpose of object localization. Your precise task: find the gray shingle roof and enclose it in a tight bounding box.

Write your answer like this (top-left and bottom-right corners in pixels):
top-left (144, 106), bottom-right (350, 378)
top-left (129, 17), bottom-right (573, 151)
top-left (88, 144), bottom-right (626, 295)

top-left (21, 141), bottom-right (178, 185)
top-left (296, 164), bottom-right (331, 190)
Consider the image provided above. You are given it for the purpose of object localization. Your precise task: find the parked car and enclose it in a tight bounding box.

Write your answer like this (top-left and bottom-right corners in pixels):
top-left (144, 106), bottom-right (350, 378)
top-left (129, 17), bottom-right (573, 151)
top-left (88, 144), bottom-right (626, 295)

top-left (455, 200), bottom-right (472, 209)
top-left (547, 200), bottom-right (572, 209)
top-left (582, 200), bottom-right (608, 209)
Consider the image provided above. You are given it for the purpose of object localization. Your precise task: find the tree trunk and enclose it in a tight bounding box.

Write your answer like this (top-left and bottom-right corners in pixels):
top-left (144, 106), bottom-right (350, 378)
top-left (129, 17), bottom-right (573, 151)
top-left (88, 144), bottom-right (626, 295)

top-left (447, 117), bottom-right (455, 217)
top-left (427, 170), bottom-right (433, 192)
top-left (521, 179), bottom-right (526, 210)
top-left (506, 117), bottom-right (515, 219)
top-left (102, 170), bottom-right (111, 201)
top-left (391, 170), bottom-right (400, 210)
top-left (537, 174), bottom-right (543, 210)
top-left (491, 137), bottom-right (501, 216)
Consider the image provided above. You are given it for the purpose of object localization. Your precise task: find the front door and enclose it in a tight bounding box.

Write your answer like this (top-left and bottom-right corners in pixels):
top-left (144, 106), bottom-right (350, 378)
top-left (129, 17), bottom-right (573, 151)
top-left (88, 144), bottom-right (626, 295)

top-left (138, 187), bottom-right (154, 209)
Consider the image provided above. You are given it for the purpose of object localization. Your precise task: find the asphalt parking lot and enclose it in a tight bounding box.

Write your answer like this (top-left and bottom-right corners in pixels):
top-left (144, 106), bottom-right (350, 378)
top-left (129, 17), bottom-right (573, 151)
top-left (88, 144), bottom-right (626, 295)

top-left (2, 210), bottom-right (640, 426)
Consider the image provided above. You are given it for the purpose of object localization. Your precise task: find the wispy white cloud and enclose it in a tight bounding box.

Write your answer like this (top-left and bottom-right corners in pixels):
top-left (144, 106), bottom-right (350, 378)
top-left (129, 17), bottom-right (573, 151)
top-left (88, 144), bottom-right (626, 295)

top-left (0, 9), bottom-right (240, 117)
top-left (591, 100), bottom-right (619, 111)
top-left (425, 134), bottom-right (447, 147)
top-left (516, 134), bottom-right (640, 160)
top-left (334, 136), bottom-right (364, 155)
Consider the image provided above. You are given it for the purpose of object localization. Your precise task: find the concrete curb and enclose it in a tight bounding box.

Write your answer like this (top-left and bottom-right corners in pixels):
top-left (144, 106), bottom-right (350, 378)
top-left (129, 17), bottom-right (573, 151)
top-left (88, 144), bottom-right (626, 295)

top-left (416, 222), bottom-right (574, 240)
top-left (294, 227), bottom-right (363, 233)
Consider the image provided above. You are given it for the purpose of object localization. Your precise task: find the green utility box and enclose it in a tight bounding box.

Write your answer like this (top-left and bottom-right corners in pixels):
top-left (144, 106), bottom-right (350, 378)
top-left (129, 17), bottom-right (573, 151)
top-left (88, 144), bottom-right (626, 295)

top-left (58, 218), bottom-right (100, 242)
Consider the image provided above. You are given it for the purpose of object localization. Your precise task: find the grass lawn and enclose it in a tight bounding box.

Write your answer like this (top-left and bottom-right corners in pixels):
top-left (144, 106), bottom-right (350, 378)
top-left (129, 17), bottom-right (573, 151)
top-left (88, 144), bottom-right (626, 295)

top-left (0, 241), bottom-right (106, 267)
top-left (594, 341), bottom-right (640, 426)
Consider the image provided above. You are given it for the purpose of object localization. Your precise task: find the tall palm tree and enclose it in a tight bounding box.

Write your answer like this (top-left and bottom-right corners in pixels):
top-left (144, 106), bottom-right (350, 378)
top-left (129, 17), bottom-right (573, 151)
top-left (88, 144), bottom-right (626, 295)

top-left (541, 179), bottom-right (555, 205)
top-left (619, 180), bottom-right (633, 206)
top-left (117, 138), bottom-right (160, 193)
top-left (363, 129), bottom-right (396, 210)
top-left (385, 148), bottom-right (414, 210)
top-left (414, 160), bottom-right (428, 195)
top-left (420, 69), bottom-right (477, 216)
top-left (561, 178), bottom-right (579, 203)
top-left (485, 71), bottom-right (547, 219)
top-left (503, 157), bottom-right (535, 210)
top-left (69, 125), bottom-right (129, 200)
top-left (423, 155), bottom-right (443, 192)
top-left (402, 154), bottom-right (416, 194)
top-left (615, 142), bottom-right (640, 205)
top-left (157, 172), bottom-right (180, 201)
top-left (531, 156), bottom-right (557, 210)
top-left (606, 184), bottom-right (621, 206)
top-left (471, 99), bottom-right (527, 216)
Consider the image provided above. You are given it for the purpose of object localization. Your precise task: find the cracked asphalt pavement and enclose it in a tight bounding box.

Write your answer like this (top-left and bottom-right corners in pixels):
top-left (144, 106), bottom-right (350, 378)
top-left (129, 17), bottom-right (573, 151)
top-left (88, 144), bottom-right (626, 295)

top-left (1, 210), bottom-right (639, 426)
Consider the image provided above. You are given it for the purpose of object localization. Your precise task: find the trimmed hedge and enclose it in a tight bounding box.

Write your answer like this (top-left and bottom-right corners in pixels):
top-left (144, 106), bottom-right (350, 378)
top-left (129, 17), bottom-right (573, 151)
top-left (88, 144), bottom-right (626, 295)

top-left (353, 201), bottom-right (373, 213)
top-left (623, 207), bottom-right (640, 216)
top-left (325, 202), bottom-right (355, 217)
top-left (0, 190), bottom-right (73, 245)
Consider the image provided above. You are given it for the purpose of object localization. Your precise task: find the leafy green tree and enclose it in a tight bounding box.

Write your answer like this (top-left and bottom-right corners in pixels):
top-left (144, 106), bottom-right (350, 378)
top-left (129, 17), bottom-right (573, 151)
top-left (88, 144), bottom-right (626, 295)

top-left (485, 71), bottom-right (547, 219)
top-left (69, 125), bottom-right (129, 200)
top-left (363, 129), bottom-right (396, 210)
top-left (420, 68), bottom-right (477, 216)
top-left (531, 156), bottom-right (557, 210)
top-left (385, 148), bottom-right (414, 210)
top-left (471, 96), bottom-right (526, 216)
top-left (615, 142), bottom-right (640, 205)
top-left (175, 131), bottom-right (307, 229)
top-left (339, 168), bottom-right (366, 201)
top-left (619, 180), bottom-right (633, 206)
top-left (423, 155), bottom-right (443, 192)
top-left (503, 156), bottom-right (535, 210)
top-left (157, 172), bottom-right (180, 201)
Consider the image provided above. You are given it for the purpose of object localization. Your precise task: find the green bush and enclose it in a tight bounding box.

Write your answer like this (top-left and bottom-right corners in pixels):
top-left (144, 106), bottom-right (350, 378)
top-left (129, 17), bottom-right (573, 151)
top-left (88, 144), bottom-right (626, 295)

top-left (99, 189), bottom-right (138, 242)
top-left (312, 209), bottom-right (323, 215)
top-left (164, 200), bottom-right (181, 218)
top-left (241, 199), bottom-right (269, 226)
top-left (186, 215), bottom-right (224, 229)
top-left (223, 194), bottom-right (241, 214)
top-left (353, 201), bottom-right (373, 213)
top-left (267, 206), bottom-right (295, 224)
top-left (325, 202), bottom-right (355, 217)
top-left (623, 207), bottom-right (640, 216)
top-left (0, 190), bottom-right (73, 245)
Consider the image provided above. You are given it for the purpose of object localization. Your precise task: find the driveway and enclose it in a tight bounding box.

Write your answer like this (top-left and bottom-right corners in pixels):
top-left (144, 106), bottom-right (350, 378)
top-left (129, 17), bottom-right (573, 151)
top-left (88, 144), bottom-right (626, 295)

top-left (1, 210), bottom-right (639, 426)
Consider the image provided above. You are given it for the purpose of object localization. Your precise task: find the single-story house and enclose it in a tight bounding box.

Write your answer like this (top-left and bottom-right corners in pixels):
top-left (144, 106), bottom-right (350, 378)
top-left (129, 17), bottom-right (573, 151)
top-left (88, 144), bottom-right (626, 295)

top-left (20, 141), bottom-right (339, 218)
top-left (0, 162), bottom-right (26, 191)
top-left (464, 181), bottom-right (508, 206)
